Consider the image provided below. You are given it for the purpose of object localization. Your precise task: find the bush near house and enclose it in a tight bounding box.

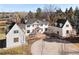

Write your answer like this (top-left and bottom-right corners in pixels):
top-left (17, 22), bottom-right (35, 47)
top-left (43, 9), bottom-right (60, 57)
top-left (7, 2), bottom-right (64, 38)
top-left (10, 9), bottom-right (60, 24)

top-left (64, 37), bottom-right (79, 43)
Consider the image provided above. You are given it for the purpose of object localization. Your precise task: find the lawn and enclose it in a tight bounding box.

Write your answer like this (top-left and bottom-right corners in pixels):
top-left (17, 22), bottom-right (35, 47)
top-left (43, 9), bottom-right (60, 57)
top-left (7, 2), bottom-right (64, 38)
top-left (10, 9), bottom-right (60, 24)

top-left (0, 44), bottom-right (30, 55)
top-left (0, 25), bottom-right (6, 40)
top-left (0, 33), bottom-right (6, 40)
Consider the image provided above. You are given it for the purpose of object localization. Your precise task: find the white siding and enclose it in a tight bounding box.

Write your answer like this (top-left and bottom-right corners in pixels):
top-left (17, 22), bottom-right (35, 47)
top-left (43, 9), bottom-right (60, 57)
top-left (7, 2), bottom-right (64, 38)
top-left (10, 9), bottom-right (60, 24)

top-left (6, 24), bottom-right (26, 48)
top-left (25, 24), bottom-right (33, 36)
top-left (50, 26), bottom-right (62, 36)
top-left (25, 23), bottom-right (48, 36)
top-left (62, 20), bottom-right (73, 37)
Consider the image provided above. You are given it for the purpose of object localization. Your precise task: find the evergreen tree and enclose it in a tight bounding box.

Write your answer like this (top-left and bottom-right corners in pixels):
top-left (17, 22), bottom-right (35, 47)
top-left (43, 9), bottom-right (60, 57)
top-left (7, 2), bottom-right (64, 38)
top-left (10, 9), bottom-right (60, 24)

top-left (35, 8), bottom-right (42, 19)
top-left (68, 7), bottom-right (74, 20)
top-left (65, 8), bottom-right (68, 14)
top-left (74, 7), bottom-right (79, 18)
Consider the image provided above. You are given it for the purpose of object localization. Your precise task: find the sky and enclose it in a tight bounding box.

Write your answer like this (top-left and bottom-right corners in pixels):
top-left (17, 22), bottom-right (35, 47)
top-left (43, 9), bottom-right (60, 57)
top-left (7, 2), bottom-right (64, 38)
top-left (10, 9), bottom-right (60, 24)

top-left (0, 4), bottom-right (79, 12)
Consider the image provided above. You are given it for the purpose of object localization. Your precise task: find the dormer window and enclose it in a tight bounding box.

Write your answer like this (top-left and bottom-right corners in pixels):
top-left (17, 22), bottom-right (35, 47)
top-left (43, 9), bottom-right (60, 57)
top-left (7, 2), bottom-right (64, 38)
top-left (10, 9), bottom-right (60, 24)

top-left (25, 20), bottom-right (27, 23)
top-left (27, 25), bottom-right (30, 27)
top-left (37, 21), bottom-right (39, 23)
top-left (59, 23), bottom-right (63, 27)
top-left (45, 24), bottom-right (47, 26)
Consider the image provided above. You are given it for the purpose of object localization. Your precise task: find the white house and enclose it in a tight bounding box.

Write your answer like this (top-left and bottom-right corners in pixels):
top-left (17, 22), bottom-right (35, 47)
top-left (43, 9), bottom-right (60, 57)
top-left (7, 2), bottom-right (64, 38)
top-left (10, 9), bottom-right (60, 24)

top-left (51, 19), bottom-right (76, 37)
top-left (5, 19), bottom-right (48, 48)
top-left (25, 19), bottom-right (49, 36)
top-left (6, 23), bottom-right (26, 48)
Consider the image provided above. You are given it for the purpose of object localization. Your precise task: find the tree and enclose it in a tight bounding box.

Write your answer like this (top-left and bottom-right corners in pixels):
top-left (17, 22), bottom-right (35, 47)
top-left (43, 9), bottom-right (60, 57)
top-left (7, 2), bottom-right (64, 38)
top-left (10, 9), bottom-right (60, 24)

top-left (74, 7), bottom-right (79, 34)
top-left (65, 8), bottom-right (68, 19)
top-left (56, 8), bottom-right (65, 19)
top-left (74, 7), bottom-right (79, 18)
top-left (43, 5), bottom-right (57, 25)
top-left (21, 17), bottom-right (25, 24)
top-left (15, 13), bottom-right (21, 24)
top-left (35, 8), bottom-right (42, 19)
top-left (65, 8), bottom-right (68, 15)
top-left (68, 7), bottom-right (74, 20)
top-left (27, 11), bottom-right (34, 19)
top-left (56, 9), bottom-right (62, 13)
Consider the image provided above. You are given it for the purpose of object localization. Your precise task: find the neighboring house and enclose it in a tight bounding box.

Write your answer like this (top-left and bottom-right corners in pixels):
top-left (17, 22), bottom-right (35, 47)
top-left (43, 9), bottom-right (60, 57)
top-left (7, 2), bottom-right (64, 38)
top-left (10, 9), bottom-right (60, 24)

top-left (25, 19), bottom-right (48, 36)
top-left (6, 23), bottom-right (26, 48)
top-left (5, 19), bottom-right (48, 48)
top-left (51, 19), bottom-right (76, 37)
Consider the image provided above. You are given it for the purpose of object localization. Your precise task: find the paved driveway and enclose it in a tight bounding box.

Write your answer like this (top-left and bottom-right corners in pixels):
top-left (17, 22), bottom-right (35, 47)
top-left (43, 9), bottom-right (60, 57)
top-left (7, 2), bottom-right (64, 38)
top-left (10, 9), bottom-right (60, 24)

top-left (31, 39), bottom-right (79, 55)
top-left (31, 39), bottom-right (63, 55)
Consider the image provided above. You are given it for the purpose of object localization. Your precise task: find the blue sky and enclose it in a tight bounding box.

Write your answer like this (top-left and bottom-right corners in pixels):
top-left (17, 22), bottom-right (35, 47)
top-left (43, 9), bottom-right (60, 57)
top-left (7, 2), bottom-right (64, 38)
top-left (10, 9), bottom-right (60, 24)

top-left (0, 4), bottom-right (79, 12)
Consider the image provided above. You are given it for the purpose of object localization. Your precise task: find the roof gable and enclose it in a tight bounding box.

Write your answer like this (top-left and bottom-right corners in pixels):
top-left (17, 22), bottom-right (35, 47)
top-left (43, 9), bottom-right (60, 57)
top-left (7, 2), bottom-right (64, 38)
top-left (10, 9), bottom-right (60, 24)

top-left (6, 24), bottom-right (24, 36)
top-left (63, 20), bottom-right (72, 29)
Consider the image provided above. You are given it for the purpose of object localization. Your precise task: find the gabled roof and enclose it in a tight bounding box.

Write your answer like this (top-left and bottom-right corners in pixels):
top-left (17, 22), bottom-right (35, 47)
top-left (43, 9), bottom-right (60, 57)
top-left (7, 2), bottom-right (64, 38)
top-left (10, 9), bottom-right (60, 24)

top-left (18, 24), bottom-right (25, 32)
top-left (25, 19), bottom-right (48, 25)
top-left (6, 23), bottom-right (25, 34)
top-left (8, 22), bottom-right (15, 31)
top-left (26, 19), bottom-right (37, 24)
top-left (55, 19), bottom-right (67, 28)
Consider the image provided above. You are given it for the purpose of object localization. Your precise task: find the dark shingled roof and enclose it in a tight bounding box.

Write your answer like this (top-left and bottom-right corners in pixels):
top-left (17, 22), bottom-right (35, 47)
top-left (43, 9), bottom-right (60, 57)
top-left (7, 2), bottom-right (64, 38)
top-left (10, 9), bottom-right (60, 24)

top-left (8, 22), bottom-right (15, 31)
top-left (26, 19), bottom-right (37, 24)
top-left (26, 19), bottom-right (48, 25)
top-left (55, 19), bottom-right (67, 28)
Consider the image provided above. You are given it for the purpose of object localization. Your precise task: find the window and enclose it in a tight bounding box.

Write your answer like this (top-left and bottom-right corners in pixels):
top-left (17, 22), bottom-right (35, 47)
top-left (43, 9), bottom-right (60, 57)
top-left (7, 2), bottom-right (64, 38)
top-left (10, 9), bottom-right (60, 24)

top-left (66, 30), bottom-right (69, 34)
top-left (27, 30), bottom-right (30, 33)
top-left (27, 25), bottom-right (30, 27)
top-left (14, 37), bottom-right (19, 42)
top-left (14, 30), bottom-right (19, 33)
top-left (37, 21), bottom-right (39, 23)
top-left (32, 24), bottom-right (34, 27)
top-left (45, 28), bottom-right (47, 31)
top-left (45, 24), bottom-right (47, 26)
top-left (66, 25), bottom-right (69, 27)
top-left (41, 24), bottom-right (43, 26)
top-left (59, 23), bottom-right (63, 27)
top-left (57, 31), bottom-right (59, 34)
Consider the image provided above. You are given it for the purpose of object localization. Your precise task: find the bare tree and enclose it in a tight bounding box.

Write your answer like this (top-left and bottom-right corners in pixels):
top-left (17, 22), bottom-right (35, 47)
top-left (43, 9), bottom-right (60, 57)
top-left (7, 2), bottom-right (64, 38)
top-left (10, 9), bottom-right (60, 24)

top-left (27, 11), bottom-right (34, 19)
top-left (43, 4), bottom-right (57, 25)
